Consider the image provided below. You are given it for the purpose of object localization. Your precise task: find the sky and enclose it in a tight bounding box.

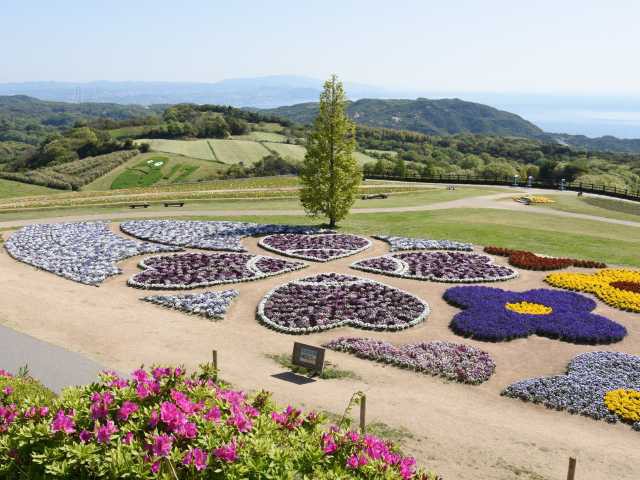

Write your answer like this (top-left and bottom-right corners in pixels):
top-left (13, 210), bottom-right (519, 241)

top-left (2, 0), bottom-right (640, 95)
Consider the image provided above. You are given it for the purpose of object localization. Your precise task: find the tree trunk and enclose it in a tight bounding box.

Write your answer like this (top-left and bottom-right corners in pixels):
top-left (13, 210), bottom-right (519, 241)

top-left (329, 216), bottom-right (336, 228)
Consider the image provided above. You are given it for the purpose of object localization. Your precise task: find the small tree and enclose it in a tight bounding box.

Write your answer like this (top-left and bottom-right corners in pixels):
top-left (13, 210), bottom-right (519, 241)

top-left (300, 75), bottom-right (361, 228)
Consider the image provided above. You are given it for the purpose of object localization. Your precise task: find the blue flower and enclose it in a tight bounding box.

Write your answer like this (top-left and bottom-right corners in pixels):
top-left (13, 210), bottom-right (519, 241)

top-left (444, 286), bottom-right (627, 344)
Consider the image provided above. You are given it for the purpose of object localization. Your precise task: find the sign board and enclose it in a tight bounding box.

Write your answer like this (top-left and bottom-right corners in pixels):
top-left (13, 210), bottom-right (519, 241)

top-left (292, 342), bottom-right (325, 374)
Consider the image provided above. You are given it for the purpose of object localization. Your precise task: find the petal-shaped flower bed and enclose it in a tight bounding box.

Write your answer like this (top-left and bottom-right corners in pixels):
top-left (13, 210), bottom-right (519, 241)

top-left (545, 269), bottom-right (640, 313)
top-left (374, 235), bottom-right (473, 252)
top-left (484, 246), bottom-right (606, 271)
top-left (120, 220), bottom-right (320, 252)
top-left (258, 233), bottom-right (371, 261)
top-left (444, 286), bottom-right (627, 344)
top-left (128, 253), bottom-right (306, 289)
top-left (351, 252), bottom-right (517, 283)
top-left (323, 337), bottom-right (495, 384)
top-left (258, 273), bottom-right (429, 333)
top-left (5, 222), bottom-right (180, 285)
top-left (142, 290), bottom-right (239, 320)
top-left (502, 351), bottom-right (640, 431)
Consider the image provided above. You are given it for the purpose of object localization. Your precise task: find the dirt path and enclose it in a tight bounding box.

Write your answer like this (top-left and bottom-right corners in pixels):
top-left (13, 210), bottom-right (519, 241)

top-left (2, 191), bottom-right (639, 229)
top-left (0, 228), bottom-right (638, 479)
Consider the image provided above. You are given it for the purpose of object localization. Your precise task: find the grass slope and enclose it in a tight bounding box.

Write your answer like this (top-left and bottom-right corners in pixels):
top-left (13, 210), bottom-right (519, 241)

top-left (0, 178), bottom-right (61, 199)
top-left (208, 139), bottom-right (271, 165)
top-left (136, 139), bottom-right (216, 161)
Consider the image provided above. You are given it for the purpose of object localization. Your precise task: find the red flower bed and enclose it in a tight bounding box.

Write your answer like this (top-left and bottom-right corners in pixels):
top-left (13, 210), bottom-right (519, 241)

top-left (484, 246), bottom-right (606, 271)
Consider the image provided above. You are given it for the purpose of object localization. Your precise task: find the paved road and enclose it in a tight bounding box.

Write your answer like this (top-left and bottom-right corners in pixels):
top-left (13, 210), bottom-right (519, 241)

top-left (0, 323), bottom-right (105, 393)
top-left (1, 192), bottom-right (639, 229)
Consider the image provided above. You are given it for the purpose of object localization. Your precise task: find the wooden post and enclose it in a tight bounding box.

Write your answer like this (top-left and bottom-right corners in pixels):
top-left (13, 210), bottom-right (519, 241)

top-left (566, 457), bottom-right (576, 480)
top-left (359, 395), bottom-right (366, 434)
top-left (212, 350), bottom-right (218, 380)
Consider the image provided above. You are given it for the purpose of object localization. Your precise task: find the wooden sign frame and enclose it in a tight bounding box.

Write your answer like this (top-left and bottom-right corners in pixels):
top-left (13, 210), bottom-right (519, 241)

top-left (292, 342), bottom-right (325, 374)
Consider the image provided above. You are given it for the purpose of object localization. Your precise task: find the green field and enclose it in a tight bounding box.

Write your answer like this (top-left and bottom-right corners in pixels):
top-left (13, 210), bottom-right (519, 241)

top-left (0, 178), bottom-right (61, 199)
top-left (136, 139), bottom-right (217, 161)
top-left (232, 131), bottom-right (287, 142)
top-left (262, 142), bottom-right (306, 161)
top-left (208, 139), bottom-right (271, 165)
top-left (84, 153), bottom-right (226, 191)
top-left (365, 149), bottom-right (398, 157)
top-left (540, 194), bottom-right (640, 222)
top-left (108, 126), bottom-right (150, 139)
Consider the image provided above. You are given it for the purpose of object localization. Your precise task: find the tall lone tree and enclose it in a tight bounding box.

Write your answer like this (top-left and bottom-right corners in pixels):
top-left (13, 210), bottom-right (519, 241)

top-left (300, 75), bottom-right (361, 228)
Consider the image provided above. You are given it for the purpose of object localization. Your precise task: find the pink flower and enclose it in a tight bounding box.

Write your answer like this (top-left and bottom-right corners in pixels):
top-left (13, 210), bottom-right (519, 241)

top-left (79, 430), bottom-right (93, 443)
top-left (0, 369), bottom-right (13, 378)
top-left (152, 367), bottom-right (171, 380)
top-left (346, 454), bottom-right (368, 470)
top-left (175, 421), bottom-right (198, 439)
top-left (322, 433), bottom-right (337, 455)
top-left (151, 433), bottom-right (173, 457)
top-left (132, 369), bottom-right (149, 383)
top-left (136, 383), bottom-right (151, 400)
top-left (399, 457), bottom-right (416, 479)
top-left (39, 407), bottom-right (49, 417)
top-left (117, 401), bottom-right (139, 422)
top-left (203, 406), bottom-right (221, 422)
top-left (271, 405), bottom-right (303, 430)
top-left (95, 420), bottom-right (118, 444)
top-left (24, 407), bottom-right (37, 419)
top-left (148, 410), bottom-right (160, 428)
top-left (51, 410), bottom-right (75, 434)
top-left (150, 461), bottom-right (160, 474)
top-left (122, 432), bottom-right (134, 445)
top-left (214, 439), bottom-right (238, 463)
top-left (226, 413), bottom-right (252, 433)
top-left (183, 447), bottom-right (209, 471)
top-left (2, 386), bottom-right (13, 396)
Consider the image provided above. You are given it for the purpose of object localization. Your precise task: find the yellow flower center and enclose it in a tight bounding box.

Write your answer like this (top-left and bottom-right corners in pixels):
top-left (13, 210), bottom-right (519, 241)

top-left (505, 301), bottom-right (553, 315)
top-left (604, 389), bottom-right (640, 423)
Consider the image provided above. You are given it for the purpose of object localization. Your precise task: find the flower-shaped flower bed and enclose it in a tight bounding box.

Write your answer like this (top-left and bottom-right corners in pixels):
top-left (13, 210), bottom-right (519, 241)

top-left (502, 351), bottom-right (640, 431)
top-left (5, 222), bottom-right (180, 285)
top-left (128, 253), bottom-right (306, 289)
top-left (323, 337), bottom-right (495, 384)
top-left (374, 235), bottom-right (473, 252)
top-left (545, 269), bottom-right (640, 313)
top-left (142, 290), bottom-right (239, 320)
top-left (351, 252), bottom-right (517, 283)
top-left (258, 273), bottom-right (429, 334)
top-left (484, 246), bottom-right (606, 271)
top-left (120, 220), bottom-right (321, 252)
top-left (259, 233), bottom-right (371, 261)
top-left (444, 286), bottom-right (627, 344)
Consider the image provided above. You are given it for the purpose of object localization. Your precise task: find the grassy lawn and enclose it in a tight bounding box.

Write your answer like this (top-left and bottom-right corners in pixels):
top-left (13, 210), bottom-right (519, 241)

top-left (208, 139), bottom-right (271, 165)
top-left (136, 139), bottom-right (216, 161)
top-left (540, 194), bottom-right (640, 222)
top-left (231, 131), bottom-right (287, 143)
top-left (0, 179), bottom-right (62, 199)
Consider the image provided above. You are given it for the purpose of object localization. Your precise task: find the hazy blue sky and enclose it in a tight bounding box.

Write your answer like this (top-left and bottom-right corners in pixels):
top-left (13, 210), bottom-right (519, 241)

top-left (2, 0), bottom-right (639, 94)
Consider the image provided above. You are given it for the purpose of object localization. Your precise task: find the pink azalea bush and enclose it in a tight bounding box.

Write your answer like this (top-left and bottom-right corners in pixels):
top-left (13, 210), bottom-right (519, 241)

top-left (0, 365), bottom-right (440, 479)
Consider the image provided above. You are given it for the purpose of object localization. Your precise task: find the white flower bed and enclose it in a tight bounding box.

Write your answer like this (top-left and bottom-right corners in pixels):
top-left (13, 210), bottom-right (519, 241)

top-left (257, 273), bottom-right (430, 334)
top-left (128, 252), bottom-right (307, 289)
top-left (351, 251), bottom-right (518, 283)
top-left (120, 220), bottom-right (321, 252)
top-left (374, 235), bottom-right (473, 252)
top-left (5, 222), bottom-right (180, 286)
top-left (142, 290), bottom-right (239, 320)
top-left (258, 233), bottom-right (372, 262)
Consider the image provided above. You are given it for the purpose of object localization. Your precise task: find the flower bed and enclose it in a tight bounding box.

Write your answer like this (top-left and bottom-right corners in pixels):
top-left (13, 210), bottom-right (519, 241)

top-left (259, 233), bottom-right (371, 261)
top-left (484, 246), bottom-right (606, 271)
top-left (502, 351), bottom-right (640, 431)
top-left (0, 365), bottom-right (438, 479)
top-left (129, 253), bottom-right (306, 289)
top-left (545, 269), bottom-right (640, 313)
top-left (120, 220), bottom-right (321, 252)
top-left (351, 252), bottom-right (517, 283)
top-left (374, 235), bottom-right (473, 252)
top-left (258, 273), bottom-right (429, 334)
top-left (444, 286), bottom-right (627, 344)
top-left (323, 337), bottom-right (495, 384)
top-left (142, 290), bottom-right (239, 320)
top-left (5, 222), bottom-right (180, 285)
top-left (513, 195), bottom-right (554, 204)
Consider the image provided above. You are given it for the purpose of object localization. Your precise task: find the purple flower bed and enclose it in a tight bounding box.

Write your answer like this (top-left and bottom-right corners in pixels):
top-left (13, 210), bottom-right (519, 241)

top-left (352, 252), bottom-right (517, 283)
top-left (323, 337), bottom-right (495, 384)
top-left (502, 351), bottom-right (640, 431)
top-left (374, 235), bottom-right (473, 252)
top-left (258, 274), bottom-right (429, 334)
top-left (259, 234), bottom-right (371, 262)
top-left (444, 286), bottom-right (627, 344)
top-left (142, 290), bottom-right (239, 320)
top-left (120, 220), bottom-right (321, 252)
top-left (128, 253), bottom-right (306, 289)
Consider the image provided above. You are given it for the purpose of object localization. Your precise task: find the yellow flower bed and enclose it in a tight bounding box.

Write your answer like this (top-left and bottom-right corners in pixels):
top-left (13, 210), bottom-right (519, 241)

top-left (513, 195), bottom-right (555, 204)
top-left (604, 389), bottom-right (640, 422)
top-left (505, 301), bottom-right (553, 315)
top-left (545, 269), bottom-right (640, 313)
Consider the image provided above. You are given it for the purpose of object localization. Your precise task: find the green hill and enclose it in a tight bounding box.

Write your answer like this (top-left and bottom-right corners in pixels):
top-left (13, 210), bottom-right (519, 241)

top-left (259, 98), bottom-right (544, 137)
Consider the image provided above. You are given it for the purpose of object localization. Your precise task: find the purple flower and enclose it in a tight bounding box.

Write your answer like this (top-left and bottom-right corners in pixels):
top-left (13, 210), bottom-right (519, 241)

top-left (150, 433), bottom-right (173, 457)
top-left (346, 453), bottom-right (368, 469)
top-left (79, 430), bottom-right (93, 443)
top-left (183, 448), bottom-right (209, 471)
top-left (95, 421), bottom-right (118, 444)
top-left (214, 439), bottom-right (238, 463)
top-left (259, 233), bottom-right (370, 262)
top-left (117, 400), bottom-right (139, 422)
top-left (2, 386), bottom-right (13, 396)
top-left (51, 410), bottom-right (75, 434)
top-left (444, 286), bottom-right (627, 344)
top-left (122, 432), bottom-right (134, 444)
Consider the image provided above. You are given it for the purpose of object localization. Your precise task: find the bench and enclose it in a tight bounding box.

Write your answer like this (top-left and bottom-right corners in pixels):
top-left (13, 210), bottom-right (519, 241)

top-left (361, 193), bottom-right (388, 200)
top-left (164, 202), bottom-right (185, 208)
top-left (129, 203), bottom-right (150, 209)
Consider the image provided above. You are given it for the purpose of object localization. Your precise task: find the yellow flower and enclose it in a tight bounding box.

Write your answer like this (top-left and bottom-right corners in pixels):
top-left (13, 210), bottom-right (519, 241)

top-left (505, 301), bottom-right (553, 315)
top-left (605, 389), bottom-right (640, 422)
top-left (545, 269), bottom-right (640, 313)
